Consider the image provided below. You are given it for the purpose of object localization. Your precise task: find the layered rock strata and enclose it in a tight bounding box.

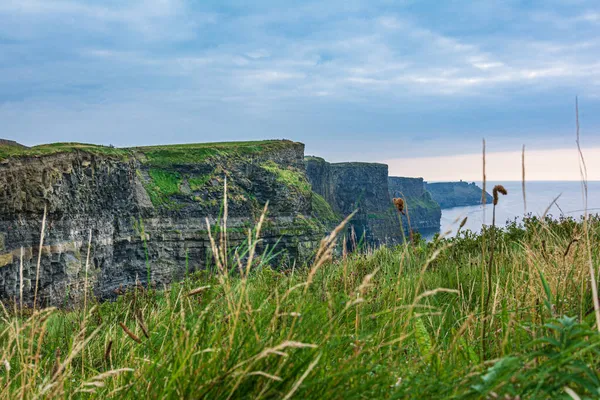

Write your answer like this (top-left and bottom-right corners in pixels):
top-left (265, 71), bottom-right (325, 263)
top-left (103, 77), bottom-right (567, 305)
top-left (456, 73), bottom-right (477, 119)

top-left (0, 141), bottom-right (326, 305)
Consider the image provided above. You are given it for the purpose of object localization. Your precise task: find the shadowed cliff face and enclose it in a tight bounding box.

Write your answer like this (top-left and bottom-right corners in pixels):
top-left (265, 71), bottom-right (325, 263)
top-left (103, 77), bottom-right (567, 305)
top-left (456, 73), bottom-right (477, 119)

top-left (305, 157), bottom-right (403, 247)
top-left (0, 141), bottom-right (326, 306)
top-left (426, 181), bottom-right (493, 209)
top-left (388, 177), bottom-right (441, 234)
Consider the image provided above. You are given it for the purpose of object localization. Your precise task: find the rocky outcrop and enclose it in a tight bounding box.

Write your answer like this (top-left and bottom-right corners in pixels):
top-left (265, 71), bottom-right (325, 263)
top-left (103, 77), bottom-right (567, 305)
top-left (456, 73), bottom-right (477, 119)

top-left (305, 157), bottom-right (402, 246)
top-left (425, 181), bottom-right (493, 209)
top-left (388, 177), bottom-right (441, 234)
top-left (0, 140), bottom-right (326, 306)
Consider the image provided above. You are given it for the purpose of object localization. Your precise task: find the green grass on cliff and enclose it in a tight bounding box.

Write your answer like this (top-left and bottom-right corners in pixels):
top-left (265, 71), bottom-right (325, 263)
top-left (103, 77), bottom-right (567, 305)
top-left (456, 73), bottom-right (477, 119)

top-left (0, 142), bottom-right (132, 161)
top-left (261, 160), bottom-right (312, 196)
top-left (311, 192), bottom-right (340, 224)
top-left (2, 214), bottom-right (600, 399)
top-left (188, 174), bottom-right (212, 191)
top-left (0, 140), bottom-right (298, 164)
top-left (136, 140), bottom-right (298, 166)
top-left (143, 169), bottom-right (183, 206)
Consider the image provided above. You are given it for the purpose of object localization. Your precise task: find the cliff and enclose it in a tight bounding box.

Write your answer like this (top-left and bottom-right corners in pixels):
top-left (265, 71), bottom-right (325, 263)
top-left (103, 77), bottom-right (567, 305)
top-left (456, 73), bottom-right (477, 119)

top-left (305, 157), bottom-right (402, 246)
top-left (426, 181), bottom-right (493, 209)
top-left (0, 139), bottom-right (27, 151)
top-left (388, 177), bottom-right (441, 233)
top-left (0, 140), bottom-right (327, 306)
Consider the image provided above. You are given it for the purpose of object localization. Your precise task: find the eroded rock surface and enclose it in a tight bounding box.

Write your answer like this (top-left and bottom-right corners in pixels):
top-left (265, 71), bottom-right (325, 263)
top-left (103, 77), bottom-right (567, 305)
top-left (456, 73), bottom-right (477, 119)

top-left (0, 141), bottom-right (325, 306)
top-left (305, 157), bottom-right (403, 246)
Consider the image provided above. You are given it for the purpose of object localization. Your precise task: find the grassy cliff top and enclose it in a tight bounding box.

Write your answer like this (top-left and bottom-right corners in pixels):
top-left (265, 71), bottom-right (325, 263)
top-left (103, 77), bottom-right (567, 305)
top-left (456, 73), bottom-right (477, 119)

top-left (0, 140), bottom-right (300, 164)
top-left (331, 161), bottom-right (388, 168)
top-left (304, 156), bottom-right (388, 168)
top-left (304, 155), bottom-right (326, 163)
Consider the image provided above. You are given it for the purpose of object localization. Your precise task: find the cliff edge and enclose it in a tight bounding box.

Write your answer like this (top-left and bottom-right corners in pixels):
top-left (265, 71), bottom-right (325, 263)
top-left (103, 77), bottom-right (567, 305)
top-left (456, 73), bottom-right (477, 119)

top-left (0, 140), bottom-right (326, 306)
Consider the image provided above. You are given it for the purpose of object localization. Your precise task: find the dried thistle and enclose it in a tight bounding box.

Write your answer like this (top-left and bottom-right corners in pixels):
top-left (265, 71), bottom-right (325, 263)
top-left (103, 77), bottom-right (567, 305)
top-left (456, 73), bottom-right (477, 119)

top-left (492, 185), bottom-right (508, 206)
top-left (393, 198), bottom-right (406, 215)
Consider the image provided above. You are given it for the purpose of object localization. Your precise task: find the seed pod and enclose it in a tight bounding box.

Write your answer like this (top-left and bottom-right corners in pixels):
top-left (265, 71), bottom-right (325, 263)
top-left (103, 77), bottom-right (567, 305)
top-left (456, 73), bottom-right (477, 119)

top-left (393, 198), bottom-right (406, 215)
top-left (119, 322), bottom-right (141, 344)
top-left (492, 185), bottom-right (508, 206)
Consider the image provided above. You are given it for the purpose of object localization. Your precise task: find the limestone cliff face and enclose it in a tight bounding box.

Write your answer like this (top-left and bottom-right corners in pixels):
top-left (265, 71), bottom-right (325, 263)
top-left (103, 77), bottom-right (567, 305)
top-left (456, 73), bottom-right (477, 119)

top-left (388, 177), bottom-right (441, 233)
top-left (305, 157), bottom-right (402, 246)
top-left (425, 181), bottom-right (493, 209)
top-left (0, 141), bottom-right (325, 306)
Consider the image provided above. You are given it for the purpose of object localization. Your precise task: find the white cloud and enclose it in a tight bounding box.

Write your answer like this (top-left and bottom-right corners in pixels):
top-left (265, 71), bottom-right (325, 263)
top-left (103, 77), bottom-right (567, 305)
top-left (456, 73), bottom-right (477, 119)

top-left (1, 0), bottom-right (600, 154)
top-left (0, 0), bottom-right (206, 42)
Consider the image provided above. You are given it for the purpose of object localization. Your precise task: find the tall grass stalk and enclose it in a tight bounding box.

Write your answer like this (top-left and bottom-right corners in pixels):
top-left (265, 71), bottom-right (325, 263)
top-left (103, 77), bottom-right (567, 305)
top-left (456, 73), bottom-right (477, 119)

top-left (19, 247), bottom-right (23, 314)
top-left (522, 144), bottom-right (527, 215)
top-left (32, 204), bottom-right (47, 310)
top-left (575, 97), bottom-right (600, 332)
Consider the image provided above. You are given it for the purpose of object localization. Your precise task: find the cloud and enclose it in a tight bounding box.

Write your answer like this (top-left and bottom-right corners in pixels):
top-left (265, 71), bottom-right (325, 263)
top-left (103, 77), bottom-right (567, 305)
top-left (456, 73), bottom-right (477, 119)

top-left (0, 0), bottom-right (599, 162)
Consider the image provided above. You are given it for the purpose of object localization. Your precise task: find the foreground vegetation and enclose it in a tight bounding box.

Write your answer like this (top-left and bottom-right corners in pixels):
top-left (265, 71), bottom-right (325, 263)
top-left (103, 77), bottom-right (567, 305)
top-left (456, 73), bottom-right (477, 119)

top-left (1, 211), bottom-right (600, 399)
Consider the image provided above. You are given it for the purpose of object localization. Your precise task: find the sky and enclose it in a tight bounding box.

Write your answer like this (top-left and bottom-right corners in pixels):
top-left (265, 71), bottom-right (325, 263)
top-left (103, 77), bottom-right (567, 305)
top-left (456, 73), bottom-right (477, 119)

top-left (1, 0), bottom-right (599, 180)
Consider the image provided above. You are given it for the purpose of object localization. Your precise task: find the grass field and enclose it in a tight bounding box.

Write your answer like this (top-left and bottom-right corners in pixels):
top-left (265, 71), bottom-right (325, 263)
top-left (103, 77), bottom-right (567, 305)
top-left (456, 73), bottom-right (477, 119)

top-left (1, 202), bottom-right (599, 399)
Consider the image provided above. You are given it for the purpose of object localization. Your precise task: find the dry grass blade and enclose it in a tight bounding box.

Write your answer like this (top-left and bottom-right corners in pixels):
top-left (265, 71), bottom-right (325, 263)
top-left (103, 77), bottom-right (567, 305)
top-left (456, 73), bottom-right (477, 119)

top-left (257, 341), bottom-right (318, 360)
top-left (44, 324), bottom-right (103, 393)
top-left (205, 217), bottom-right (224, 273)
top-left (83, 228), bottom-right (92, 313)
top-left (564, 386), bottom-right (582, 400)
top-left (542, 194), bottom-right (562, 220)
top-left (188, 285), bottom-right (211, 296)
top-left (52, 347), bottom-right (61, 376)
top-left (282, 352), bottom-right (322, 400)
top-left (413, 288), bottom-right (460, 304)
top-left (87, 368), bottom-right (135, 382)
top-left (137, 318), bottom-right (150, 339)
top-left (575, 97), bottom-right (600, 332)
top-left (119, 322), bottom-right (141, 344)
top-left (482, 139), bottom-right (487, 205)
top-left (33, 204), bottom-right (47, 310)
top-left (245, 371), bottom-right (282, 381)
top-left (563, 238), bottom-right (579, 259)
top-left (246, 201), bottom-right (269, 276)
top-left (19, 247), bottom-right (24, 313)
top-left (306, 210), bottom-right (358, 292)
top-left (522, 144), bottom-right (527, 215)
top-left (314, 210), bottom-right (357, 263)
top-left (222, 176), bottom-right (228, 270)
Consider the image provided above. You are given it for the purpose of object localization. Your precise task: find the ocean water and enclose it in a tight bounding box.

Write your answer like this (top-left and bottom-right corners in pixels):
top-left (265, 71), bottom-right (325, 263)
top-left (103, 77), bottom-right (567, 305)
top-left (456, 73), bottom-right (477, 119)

top-left (439, 181), bottom-right (600, 236)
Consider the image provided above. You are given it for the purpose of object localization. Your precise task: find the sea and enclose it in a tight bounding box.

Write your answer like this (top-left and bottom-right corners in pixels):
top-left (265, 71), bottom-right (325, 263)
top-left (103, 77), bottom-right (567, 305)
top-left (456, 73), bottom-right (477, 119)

top-left (438, 181), bottom-right (600, 236)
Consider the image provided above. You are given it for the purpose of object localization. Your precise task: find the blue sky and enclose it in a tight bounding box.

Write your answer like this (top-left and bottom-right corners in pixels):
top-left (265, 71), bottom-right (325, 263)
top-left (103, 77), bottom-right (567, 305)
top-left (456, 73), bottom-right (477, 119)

top-left (1, 0), bottom-right (599, 166)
